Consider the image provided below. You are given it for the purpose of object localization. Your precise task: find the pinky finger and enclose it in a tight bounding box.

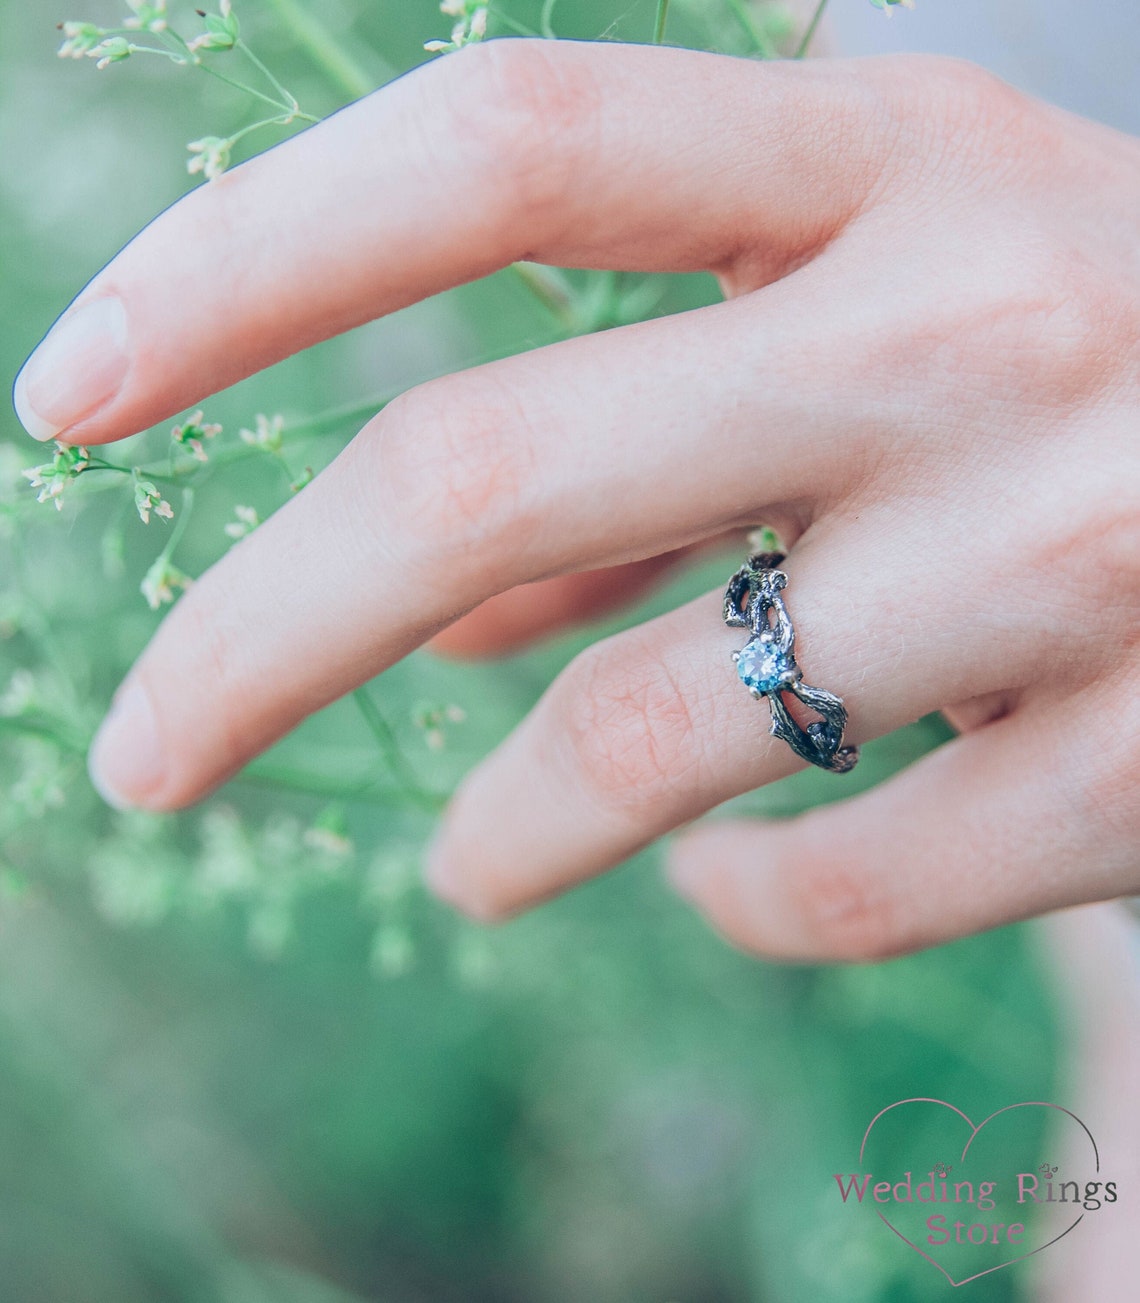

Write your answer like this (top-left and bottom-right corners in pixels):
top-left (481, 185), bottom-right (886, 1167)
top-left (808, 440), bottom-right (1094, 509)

top-left (666, 703), bottom-right (1129, 963)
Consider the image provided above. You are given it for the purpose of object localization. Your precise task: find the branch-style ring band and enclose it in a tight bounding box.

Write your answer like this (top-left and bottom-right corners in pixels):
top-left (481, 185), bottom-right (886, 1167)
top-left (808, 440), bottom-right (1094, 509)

top-left (725, 550), bottom-right (859, 774)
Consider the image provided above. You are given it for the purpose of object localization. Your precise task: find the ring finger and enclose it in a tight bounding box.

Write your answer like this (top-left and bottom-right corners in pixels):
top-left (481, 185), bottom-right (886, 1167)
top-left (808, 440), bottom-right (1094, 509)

top-left (422, 511), bottom-right (1041, 923)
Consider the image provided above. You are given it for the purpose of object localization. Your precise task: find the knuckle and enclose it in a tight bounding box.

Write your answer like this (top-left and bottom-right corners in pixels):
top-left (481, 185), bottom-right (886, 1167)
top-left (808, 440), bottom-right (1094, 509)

top-left (556, 632), bottom-right (703, 826)
top-left (888, 235), bottom-right (1129, 420)
top-left (1002, 246), bottom-right (1135, 403)
top-left (931, 56), bottom-right (1026, 122)
top-left (788, 843), bottom-right (901, 962)
top-left (442, 39), bottom-right (601, 239)
top-left (1039, 488), bottom-right (1140, 622)
top-left (863, 56), bottom-right (1052, 197)
top-left (364, 376), bottom-right (543, 580)
top-left (891, 56), bottom-right (1036, 144)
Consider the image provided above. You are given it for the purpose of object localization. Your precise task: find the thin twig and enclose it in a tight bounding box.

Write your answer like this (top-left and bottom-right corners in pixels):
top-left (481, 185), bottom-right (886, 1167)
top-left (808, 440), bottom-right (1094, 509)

top-left (723, 0), bottom-right (780, 59)
top-left (352, 688), bottom-right (441, 810)
top-left (260, 0), bottom-right (374, 100)
top-left (236, 762), bottom-right (444, 808)
top-left (794, 0), bottom-right (830, 59)
top-left (0, 715), bottom-right (89, 755)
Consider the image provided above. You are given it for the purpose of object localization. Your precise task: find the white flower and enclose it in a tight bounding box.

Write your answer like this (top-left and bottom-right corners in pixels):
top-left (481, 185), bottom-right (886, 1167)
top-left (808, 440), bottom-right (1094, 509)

top-left (302, 825), bottom-right (354, 857)
top-left (187, 136), bottom-right (232, 181)
top-left (188, 2), bottom-right (240, 52)
top-left (238, 412), bottom-right (285, 452)
top-left (424, 1), bottom-right (488, 53)
top-left (88, 36), bottom-right (132, 69)
top-left (412, 701), bottom-right (467, 751)
top-left (223, 504), bottom-right (260, 540)
top-left (57, 21), bottom-right (105, 59)
top-left (23, 441), bottom-right (90, 511)
top-left (124, 1), bottom-right (167, 33)
top-left (140, 556), bottom-right (192, 610)
top-left (133, 474), bottom-right (174, 525)
top-left (0, 671), bottom-right (37, 718)
top-left (171, 410), bottom-right (222, 461)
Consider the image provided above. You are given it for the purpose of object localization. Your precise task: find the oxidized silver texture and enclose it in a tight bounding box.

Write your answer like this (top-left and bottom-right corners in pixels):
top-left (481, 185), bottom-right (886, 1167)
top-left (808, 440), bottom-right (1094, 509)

top-left (725, 551), bottom-right (859, 774)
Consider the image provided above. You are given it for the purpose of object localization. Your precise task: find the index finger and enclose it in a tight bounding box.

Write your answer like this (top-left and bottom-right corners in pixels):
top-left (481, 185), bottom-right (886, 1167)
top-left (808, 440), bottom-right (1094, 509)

top-left (13, 39), bottom-right (891, 445)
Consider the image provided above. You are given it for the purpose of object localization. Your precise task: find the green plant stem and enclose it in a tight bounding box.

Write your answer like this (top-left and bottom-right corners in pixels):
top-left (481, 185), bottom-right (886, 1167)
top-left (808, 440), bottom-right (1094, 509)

top-left (352, 688), bottom-right (441, 810)
top-left (260, 0), bottom-right (374, 100)
top-left (509, 262), bottom-right (577, 329)
top-left (485, 6), bottom-right (539, 37)
top-left (156, 23), bottom-right (198, 62)
top-left (122, 43), bottom-right (188, 64)
top-left (723, 0), bottom-right (780, 58)
top-left (226, 113), bottom-right (306, 150)
top-left (236, 38), bottom-right (296, 108)
top-left (84, 460), bottom-right (180, 486)
top-left (158, 488), bottom-right (194, 562)
top-left (540, 0), bottom-right (559, 38)
top-left (653, 0), bottom-right (671, 43)
top-left (195, 61), bottom-right (310, 119)
top-left (237, 762), bottom-right (444, 808)
top-left (283, 391), bottom-right (399, 439)
top-left (794, 0), bottom-right (830, 58)
top-left (0, 715), bottom-right (88, 755)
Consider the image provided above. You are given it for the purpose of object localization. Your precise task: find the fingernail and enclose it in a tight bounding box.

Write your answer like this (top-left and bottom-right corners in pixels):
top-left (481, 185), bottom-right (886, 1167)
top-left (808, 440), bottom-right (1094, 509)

top-left (13, 297), bottom-right (129, 442)
top-left (88, 678), bottom-right (164, 811)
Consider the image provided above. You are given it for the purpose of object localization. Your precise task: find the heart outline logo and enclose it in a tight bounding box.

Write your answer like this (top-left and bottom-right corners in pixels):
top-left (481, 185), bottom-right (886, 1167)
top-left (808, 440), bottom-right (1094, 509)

top-left (858, 1098), bottom-right (1099, 1287)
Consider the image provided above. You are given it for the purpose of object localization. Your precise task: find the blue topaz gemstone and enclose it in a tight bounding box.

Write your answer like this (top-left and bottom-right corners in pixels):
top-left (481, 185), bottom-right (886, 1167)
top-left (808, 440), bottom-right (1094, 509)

top-left (736, 637), bottom-right (791, 694)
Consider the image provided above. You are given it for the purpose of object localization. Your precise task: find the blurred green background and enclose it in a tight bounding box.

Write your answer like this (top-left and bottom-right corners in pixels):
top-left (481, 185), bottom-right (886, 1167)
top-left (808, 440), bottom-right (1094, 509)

top-left (0, 2), bottom-right (1061, 1300)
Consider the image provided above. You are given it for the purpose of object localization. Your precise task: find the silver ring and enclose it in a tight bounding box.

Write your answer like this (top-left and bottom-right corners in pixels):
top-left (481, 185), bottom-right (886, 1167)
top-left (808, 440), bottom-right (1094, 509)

top-left (725, 550), bottom-right (859, 774)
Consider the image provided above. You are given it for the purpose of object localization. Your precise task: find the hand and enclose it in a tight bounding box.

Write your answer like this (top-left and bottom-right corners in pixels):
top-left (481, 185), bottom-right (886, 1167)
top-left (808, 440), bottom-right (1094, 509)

top-left (15, 40), bottom-right (1140, 961)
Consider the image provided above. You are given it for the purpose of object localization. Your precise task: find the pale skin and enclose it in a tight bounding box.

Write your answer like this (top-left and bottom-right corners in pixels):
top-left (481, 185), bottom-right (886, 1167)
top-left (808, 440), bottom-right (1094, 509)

top-left (13, 40), bottom-right (1140, 962)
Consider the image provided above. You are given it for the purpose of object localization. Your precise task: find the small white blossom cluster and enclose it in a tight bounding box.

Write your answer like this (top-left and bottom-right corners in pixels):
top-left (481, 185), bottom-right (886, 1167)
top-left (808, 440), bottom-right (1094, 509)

top-left (124, 0), bottom-right (167, 32)
top-left (412, 702), bottom-right (467, 752)
top-left (22, 441), bottom-right (90, 511)
top-left (424, 0), bottom-right (488, 54)
top-left (188, 0), bottom-right (239, 52)
top-left (364, 847), bottom-right (420, 978)
top-left (0, 670), bottom-right (38, 719)
top-left (58, 21), bottom-right (135, 69)
top-left (140, 555), bottom-right (192, 609)
top-left (302, 813), bottom-right (354, 859)
top-left (239, 412), bottom-right (285, 453)
top-left (171, 410), bottom-right (222, 461)
top-left (57, 22), bottom-right (106, 59)
top-left (223, 504), bottom-right (260, 540)
top-left (191, 807), bottom-right (352, 958)
top-left (132, 471), bottom-right (174, 524)
top-left (186, 135), bottom-right (233, 181)
top-left (9, 740), bottom-right (68, 819)
top-left (238, 413), bottom-right (311, 491)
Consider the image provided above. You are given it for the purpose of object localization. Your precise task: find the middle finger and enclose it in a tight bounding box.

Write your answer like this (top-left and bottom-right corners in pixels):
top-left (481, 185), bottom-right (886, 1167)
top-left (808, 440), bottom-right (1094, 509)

top-left (88, 265), bottom-right (867, 810)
